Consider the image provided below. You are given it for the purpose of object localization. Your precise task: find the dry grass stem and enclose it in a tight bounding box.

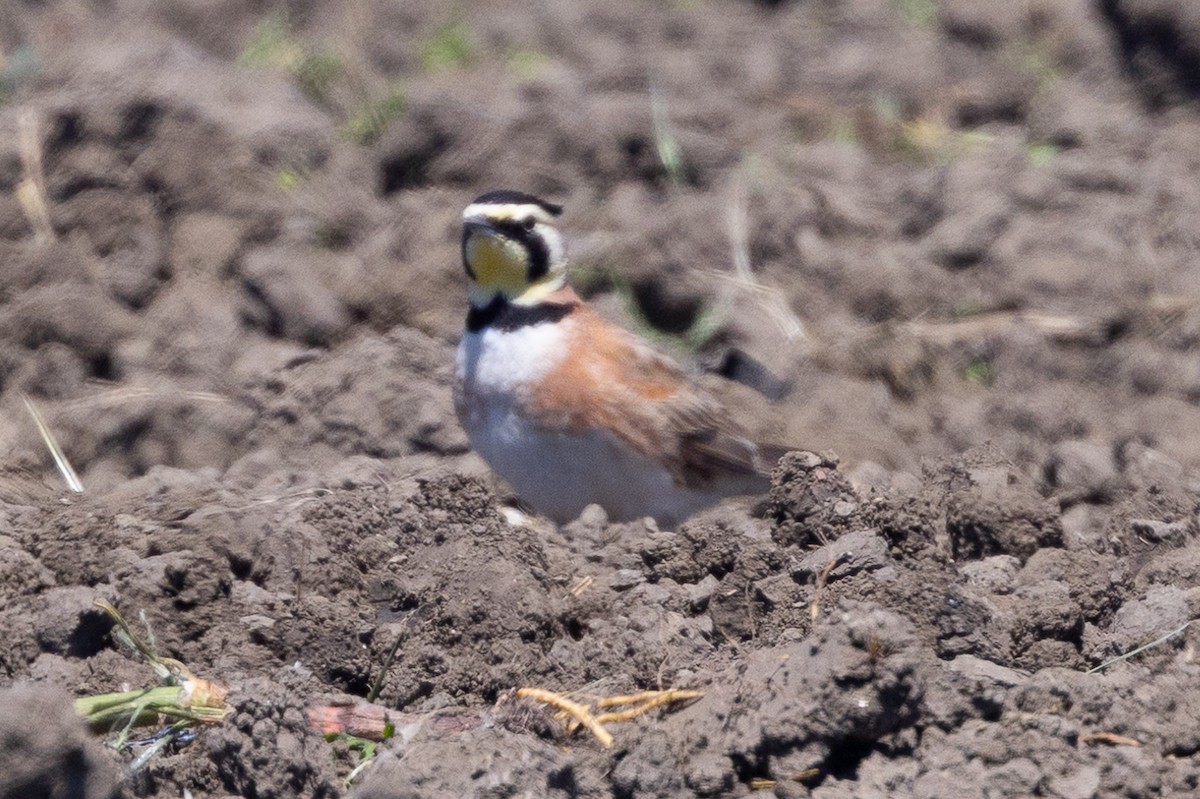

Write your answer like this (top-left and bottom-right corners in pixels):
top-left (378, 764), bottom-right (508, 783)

top-left (16, 110), bottom-right (55, 243)
top-left (21, 393), bottom-right (83, 493)
top-left (595, 689), bottom-right (700, 708)
top-left (1145, 293), bottom-right (1200, 317)
top-left (592, 689), bottom-right (703, 724)
top-left (710, 180), bottom-right (807, 343)
top-left (516, 687), bottom-right (613, 747)
top-left (1079, 731), bottom-right (1141, 747)
top-left (700, 266), bottom-right (808, 343)
top-left (809, 553), bottom-right (844, 622)
top-left (860, 293), bottom-right (1200, 356)
top-left (60, 383), bottom-right (231, 411)
top-left (519, 686), bottom-right (703, 747)
top-left (1087, 620), bottom-right (1193, 674)
top-left (726, 179), bottom-right (753, 283)
top-left (902, 311), bottom-right (1106, 346)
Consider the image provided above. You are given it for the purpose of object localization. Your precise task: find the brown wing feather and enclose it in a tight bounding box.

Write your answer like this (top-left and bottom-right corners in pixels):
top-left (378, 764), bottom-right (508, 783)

top-left (527, 300), bottom-right (781, 490)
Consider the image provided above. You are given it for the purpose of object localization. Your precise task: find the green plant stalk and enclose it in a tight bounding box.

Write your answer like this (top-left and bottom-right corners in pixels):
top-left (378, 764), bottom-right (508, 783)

top-left (367, 634), bottom-right (405, 704)
top-left (650, 86), bottom-right (686, 185)
top-left (75, 686), bottom-right (229, 730)
top-left (332, 733), bottom-right (381, 788)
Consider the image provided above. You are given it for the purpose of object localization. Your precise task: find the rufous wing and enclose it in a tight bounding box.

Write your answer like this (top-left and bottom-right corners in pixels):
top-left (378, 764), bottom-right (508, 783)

top-left (528, 299), bottom-right (786, 490)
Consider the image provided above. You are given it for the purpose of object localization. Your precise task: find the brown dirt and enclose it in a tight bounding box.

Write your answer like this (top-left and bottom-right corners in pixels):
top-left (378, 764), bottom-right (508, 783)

top-left (1, 0), bottom-right (1200, 797)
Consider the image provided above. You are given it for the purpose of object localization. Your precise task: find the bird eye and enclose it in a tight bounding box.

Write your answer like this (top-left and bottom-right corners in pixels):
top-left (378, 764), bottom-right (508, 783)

top-left (521, 217), bottom-right (536, 231)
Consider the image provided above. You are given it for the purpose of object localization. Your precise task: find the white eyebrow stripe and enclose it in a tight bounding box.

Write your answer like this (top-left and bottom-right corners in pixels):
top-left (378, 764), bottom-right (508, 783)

top-left (462, 202), bottom-right (555, 223)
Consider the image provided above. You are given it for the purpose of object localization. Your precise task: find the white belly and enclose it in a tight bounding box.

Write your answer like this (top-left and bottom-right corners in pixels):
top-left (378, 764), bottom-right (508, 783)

top-left (465, 409), bottom-right (713, 524)
top-left (455, 322), bottom-right (714, 525)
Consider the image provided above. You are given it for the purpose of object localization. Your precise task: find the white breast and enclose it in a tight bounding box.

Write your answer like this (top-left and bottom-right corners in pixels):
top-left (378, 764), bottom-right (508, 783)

top-left (454, 320), bottom-right (569, 509)
top-left (455, 320), bottom-right (566, 397)
top-left (454, 319), bottom-right (717, 526)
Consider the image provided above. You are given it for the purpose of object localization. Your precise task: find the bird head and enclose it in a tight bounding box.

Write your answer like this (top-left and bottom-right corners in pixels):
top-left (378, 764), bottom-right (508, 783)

top-left (461, 190), bottom-right (568, 308)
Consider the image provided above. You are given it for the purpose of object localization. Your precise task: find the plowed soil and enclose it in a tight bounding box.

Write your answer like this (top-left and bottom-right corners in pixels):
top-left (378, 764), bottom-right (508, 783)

top-left (2, 1), bottom-right (1200, 797)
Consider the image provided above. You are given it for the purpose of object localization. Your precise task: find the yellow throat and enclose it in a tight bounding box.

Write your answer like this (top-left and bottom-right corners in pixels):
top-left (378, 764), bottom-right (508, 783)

top-left (466, 233), bottom-right (563, 306)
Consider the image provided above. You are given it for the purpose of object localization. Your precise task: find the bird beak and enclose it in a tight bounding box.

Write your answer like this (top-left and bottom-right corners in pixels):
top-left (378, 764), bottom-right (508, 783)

top-left (462, 215), bottom-right (495, 236)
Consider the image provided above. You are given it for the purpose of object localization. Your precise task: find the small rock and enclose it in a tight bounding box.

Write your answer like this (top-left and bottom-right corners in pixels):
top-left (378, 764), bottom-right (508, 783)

top-left (890, 471), bottom-right (922, 494)
top-left (794, 530), bottom-right (889, 581)
top-left (416, 692), bottom-right (458, 711)
top-left (240, 613), bottom-right (276, 631)
top-left (562, 503), bottom-right (609, 542)
top-left (1186, 587), bottom-right (1200, 618)
top-left (578, 503), bottom-right (609, 528)
top-left (1044, 440), bottom-right (1118, 500)
top-left (1012, 580), bottom-right (1082, 640)
top-left (1048, 765), bottom-right (1100, 799)
top-left (685, 574), bottom-right (720, 609)
top-left (232, 580), bottom-right (278, 608)
top-left (684, 752), bottom-right (734, 796)
top-left (946, 478), bottom-right (1064, 562)
top-left (872, 565), bottom-right (898, 582)
top-left (792, 451), bottom-right (825, 469)
top-left (967, 466), bottom-right (1012, 494)
top-left (935, 588), bottom-right (1010, 662)
top-left (608, 569), bottom-right (645, 591)
top-left (915, 764), bottom-right (986, 799)
top-left (754, 573), bottom-right (800, 608)
top-left (846, 460), bottom-right (892, 493)
top-left (960, 555), bottom-right (1020, 594)
top-left (1120, 442), bottom-right (1183, 488)
top-left (630, 581), bottom-right (672, 605)
top-left (1130, 518), bottom-right (1190, 545)
top-left (1060, 503), bottom-right (1108, 551)
top-left (1093, 584), bottom-right (1190, 661)
top-left (984, 757), bottom-right (1042, 799)
top-left (768, 451), bottom-right (860, 548)
top-left (949, 654), bottom-right (1027, 688)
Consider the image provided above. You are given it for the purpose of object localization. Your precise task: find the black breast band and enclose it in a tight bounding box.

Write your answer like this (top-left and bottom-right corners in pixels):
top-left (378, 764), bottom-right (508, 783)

top-left (466, 296), bottom-right (577, 333)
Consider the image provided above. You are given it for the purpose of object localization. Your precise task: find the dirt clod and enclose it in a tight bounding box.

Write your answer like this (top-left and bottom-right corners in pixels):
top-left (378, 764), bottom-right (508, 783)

top-left (3, 1), bottom-right (1200, 797)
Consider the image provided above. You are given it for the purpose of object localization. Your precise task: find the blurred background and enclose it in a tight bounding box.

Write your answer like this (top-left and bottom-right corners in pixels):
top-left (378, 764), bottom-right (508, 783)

top-left (1, 0), bottom-right (1199, 494)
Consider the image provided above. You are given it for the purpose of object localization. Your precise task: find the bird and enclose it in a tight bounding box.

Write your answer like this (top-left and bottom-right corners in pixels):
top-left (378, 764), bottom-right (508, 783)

top-left (453, 189), bottom-right (789, 527)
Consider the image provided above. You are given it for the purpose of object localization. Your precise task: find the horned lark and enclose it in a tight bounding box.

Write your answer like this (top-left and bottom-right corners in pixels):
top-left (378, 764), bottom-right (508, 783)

top-left (454, 190), bottom-right (788, 527)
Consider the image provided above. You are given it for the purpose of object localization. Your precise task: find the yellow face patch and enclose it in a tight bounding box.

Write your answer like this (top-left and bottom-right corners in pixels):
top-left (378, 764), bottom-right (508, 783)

top-left (466, 233), bottom-right (529, 296)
